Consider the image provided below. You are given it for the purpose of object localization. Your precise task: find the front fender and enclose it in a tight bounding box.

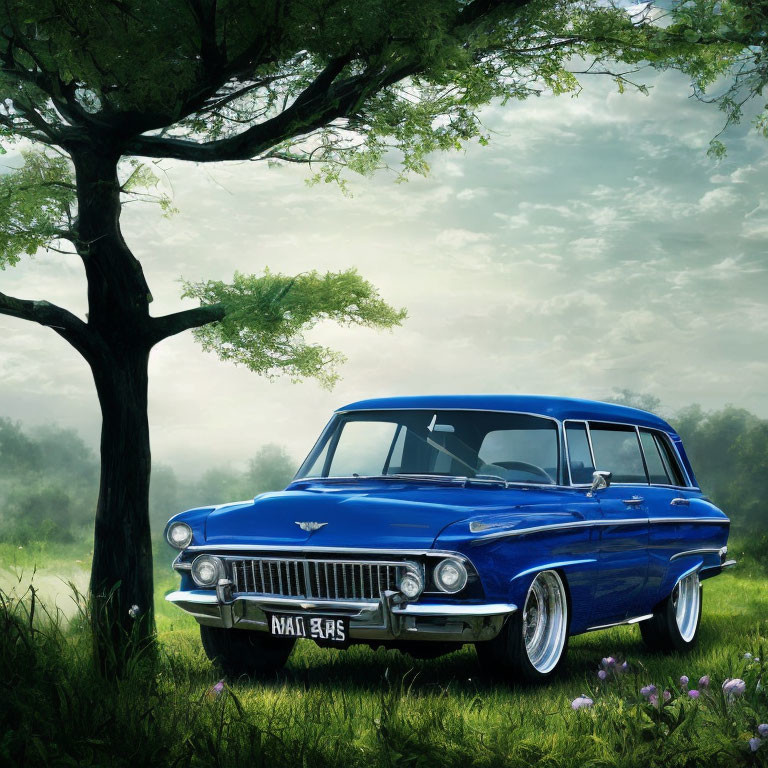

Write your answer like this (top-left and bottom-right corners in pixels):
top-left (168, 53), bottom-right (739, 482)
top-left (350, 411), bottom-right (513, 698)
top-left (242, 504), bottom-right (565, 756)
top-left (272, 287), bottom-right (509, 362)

top-left (435, 510), bottom-right (601, 635)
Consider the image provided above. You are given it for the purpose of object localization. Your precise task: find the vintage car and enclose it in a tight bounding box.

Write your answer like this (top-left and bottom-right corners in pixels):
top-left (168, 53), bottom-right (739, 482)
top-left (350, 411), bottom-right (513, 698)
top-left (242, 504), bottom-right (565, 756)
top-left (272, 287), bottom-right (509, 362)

top-left (165, 395), bottom-right (733, 681)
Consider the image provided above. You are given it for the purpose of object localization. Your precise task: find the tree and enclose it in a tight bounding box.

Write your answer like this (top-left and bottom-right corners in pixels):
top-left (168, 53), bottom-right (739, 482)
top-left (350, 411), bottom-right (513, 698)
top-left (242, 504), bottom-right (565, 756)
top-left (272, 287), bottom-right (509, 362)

top-left (0, 0), bottom-right (663, 672)
top-left (656, 0), bottom-right (768, 156)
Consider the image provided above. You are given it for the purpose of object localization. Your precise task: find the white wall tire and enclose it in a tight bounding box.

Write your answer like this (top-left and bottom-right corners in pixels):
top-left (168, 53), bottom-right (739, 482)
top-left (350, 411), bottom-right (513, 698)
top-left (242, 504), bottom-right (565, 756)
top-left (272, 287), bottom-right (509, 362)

top-left (640, 571), bottom-right (702, 652)
top-left (476, 570), bottom-right (569, 682)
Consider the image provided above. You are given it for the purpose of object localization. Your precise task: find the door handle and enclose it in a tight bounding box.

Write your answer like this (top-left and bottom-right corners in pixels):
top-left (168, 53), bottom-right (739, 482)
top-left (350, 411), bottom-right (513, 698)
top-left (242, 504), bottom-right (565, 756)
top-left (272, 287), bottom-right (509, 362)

top-left (670, 498), bottom-right (690, 506)
top-left (622, 497), bottom-right (644, 505)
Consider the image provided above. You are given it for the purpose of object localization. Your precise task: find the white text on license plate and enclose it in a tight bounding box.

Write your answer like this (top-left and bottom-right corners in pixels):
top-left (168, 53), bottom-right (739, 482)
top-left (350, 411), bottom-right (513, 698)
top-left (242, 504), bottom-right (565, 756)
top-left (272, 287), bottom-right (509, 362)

top-left (269, 614), bottom-right (347, 642)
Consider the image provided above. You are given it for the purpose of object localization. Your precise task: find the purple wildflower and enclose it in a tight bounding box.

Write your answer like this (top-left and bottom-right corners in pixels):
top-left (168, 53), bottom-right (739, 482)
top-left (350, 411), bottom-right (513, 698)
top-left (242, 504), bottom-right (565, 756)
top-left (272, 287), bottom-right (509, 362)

top-left (598, 670), bottom-right (607, 681)
top-left (749, 737), bottom-right (761, 753)
top-left (744, 652), bottom-right (753, 660)
top-left (208, 679), bottom-right (225, 698)
top-left (722, 678), bottom-right (746, 698)
top-left (649, 693), bottom-right (659, 708)
top-left (640, 684), bottom-right (656, 698)
top-left (663, 690), bottom-right (671, 702)
top-left (679, 675), bottom-right (689, 688)
top-left (688, 690), bottom-right (700, 699)
top-left (571, 696), bottom-right (594, 710)
top-left (620, 661), bottom-right (629, 673)
top-left (601, 656), bottom-right (616, 669)
top-left (758, 724), bottom-right (768, 738)
top-left (698, 675), bottom-right (710, 689)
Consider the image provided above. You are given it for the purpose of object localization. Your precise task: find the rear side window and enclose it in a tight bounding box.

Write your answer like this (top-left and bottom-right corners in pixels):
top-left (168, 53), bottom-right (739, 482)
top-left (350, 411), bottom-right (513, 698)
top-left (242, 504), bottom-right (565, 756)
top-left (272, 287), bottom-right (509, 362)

top-left (565, 422), bottom-right (595, 484)
top-left (589, 423), bottom-right (648, 484)
top-left (639, 430), bottom-right (670, 484)
top-left (651, 431), bottom-right (687, 486)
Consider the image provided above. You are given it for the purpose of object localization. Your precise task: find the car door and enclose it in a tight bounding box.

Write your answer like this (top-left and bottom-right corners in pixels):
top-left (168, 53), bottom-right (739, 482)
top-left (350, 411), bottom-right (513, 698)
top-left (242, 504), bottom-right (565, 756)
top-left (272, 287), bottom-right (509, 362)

top-left (588, 422), bottom-right (650, 625)
top-left (638, 428), bottom-right (698, 607)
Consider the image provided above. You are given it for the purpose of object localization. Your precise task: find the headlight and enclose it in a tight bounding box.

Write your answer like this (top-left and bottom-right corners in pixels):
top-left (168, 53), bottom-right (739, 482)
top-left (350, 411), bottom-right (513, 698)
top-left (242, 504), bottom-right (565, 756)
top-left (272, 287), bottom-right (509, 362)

top-left (166, 522), bottom-right (193, 550)
top-left (398, 568), bottom-right (424, 600)
top-left (433, 559), bottom-right (468, 593)
top-left (191, 555), bottom-right (223, 587)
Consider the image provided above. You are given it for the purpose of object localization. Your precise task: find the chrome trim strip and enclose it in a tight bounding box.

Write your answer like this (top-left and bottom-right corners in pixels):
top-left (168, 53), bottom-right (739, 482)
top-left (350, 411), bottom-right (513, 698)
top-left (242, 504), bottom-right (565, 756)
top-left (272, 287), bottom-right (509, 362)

top-left (586, 613), bottom-right (654, 632)
top-left (184, 544), bottom-right (472, 559)
top-left (391, 602), bottom-right (517, 617)
top-left (670, 548), bottom-right (721, 561)
top-left (510, 559), bottom-right (597, 581)
top-left (166, 590), bottom-right (219, 604)
top-left (166, 590), bottom-right (517, 618)
top-left (221, 555), bottom-right (415, 568)
top-left (470, 516), bottom-right (730, 544)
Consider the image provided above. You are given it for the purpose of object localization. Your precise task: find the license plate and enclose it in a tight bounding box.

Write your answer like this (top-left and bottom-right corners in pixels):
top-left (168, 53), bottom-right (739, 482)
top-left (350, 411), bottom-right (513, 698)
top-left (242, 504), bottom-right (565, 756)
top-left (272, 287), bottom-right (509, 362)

top-left (266, 613), bottom-right (349, 643)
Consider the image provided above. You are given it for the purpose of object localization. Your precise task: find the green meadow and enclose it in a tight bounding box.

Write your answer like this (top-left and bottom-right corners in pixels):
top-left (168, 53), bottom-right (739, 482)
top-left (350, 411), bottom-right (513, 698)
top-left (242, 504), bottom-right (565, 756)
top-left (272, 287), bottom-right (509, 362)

top-left (2, 539), bottom-right (766, 768)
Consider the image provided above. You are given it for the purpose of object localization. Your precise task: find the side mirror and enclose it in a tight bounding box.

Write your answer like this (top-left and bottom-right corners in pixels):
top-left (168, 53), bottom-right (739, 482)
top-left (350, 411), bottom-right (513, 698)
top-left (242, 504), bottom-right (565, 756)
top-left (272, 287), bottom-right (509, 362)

top-left (588, 470), bottom-right (612, 497)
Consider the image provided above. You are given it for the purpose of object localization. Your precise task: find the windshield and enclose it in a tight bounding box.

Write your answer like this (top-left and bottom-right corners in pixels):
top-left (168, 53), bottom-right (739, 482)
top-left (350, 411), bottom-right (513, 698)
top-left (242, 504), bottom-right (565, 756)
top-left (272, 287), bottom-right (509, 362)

top-left (296, 410), bottom-right (560, 485)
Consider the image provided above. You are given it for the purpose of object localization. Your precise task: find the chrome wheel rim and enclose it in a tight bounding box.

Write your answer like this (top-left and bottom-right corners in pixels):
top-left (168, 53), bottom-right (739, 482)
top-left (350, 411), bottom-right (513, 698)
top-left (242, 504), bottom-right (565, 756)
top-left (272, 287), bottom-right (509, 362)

top-left (522, 570), bottom-right (568, 674)
top-left (672, 571), bottom-right (700, 642)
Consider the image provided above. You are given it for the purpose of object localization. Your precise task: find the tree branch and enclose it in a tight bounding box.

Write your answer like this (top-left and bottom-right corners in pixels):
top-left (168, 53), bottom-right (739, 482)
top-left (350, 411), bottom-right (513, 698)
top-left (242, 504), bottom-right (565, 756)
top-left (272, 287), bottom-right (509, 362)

top-left (123, 60), bottom-right (417, 162)
top-left (150, 302), bottom-right (226, 344)
top-left (0, 290), bottom-right (96, 357)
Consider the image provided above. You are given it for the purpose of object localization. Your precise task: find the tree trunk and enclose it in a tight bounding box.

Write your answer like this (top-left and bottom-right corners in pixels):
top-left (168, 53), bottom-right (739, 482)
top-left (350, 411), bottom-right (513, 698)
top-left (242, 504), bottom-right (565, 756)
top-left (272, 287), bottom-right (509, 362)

top-left (89, 348), bottom-right (155, 674)
top-left (68, 144), bottom-right (157, 675)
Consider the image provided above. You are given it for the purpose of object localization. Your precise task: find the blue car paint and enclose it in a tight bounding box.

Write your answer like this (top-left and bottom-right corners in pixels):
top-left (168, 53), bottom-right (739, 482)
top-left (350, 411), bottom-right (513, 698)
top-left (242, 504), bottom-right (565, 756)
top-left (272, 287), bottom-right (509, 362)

top-left (166, 395), bottom-right (730, 639)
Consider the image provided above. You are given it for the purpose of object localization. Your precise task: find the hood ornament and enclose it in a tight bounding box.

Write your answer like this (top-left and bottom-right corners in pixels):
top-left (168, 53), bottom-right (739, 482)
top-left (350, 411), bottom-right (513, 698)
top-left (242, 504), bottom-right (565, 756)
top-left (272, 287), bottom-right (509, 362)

top-left (295, 521), bottom-right (328, 533)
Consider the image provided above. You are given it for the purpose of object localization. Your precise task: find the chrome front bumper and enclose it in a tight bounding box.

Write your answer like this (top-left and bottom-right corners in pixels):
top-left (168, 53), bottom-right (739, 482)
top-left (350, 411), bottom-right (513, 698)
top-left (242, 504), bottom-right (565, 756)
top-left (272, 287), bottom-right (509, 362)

top-left (166, 588), bottom-right (517, 642)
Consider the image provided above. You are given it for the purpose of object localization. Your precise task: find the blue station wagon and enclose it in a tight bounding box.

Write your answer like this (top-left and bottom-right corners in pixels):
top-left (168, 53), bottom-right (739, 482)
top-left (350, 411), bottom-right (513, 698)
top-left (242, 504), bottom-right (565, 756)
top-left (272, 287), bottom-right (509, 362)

top-left (165, 395), bottom-right (733, 681)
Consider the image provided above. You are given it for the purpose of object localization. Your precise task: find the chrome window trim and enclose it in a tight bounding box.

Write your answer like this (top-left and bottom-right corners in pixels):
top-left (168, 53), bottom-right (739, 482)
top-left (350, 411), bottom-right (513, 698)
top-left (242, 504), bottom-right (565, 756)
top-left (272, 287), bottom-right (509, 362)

top-left (563, 417), bottom-right (695, 490)
top-left (563, 419), bottom-right (596, 486)
top-left (298, 408), bottom-right (563, 485)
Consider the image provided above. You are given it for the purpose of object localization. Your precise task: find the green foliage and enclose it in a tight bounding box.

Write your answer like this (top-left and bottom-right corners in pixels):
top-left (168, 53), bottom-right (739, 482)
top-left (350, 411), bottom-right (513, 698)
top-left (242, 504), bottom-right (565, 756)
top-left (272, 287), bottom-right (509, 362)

top-left (658, 0), bottom-right (768, 154)
top-left (182, 269), bottom-right (406, 388)
top-left (0, 571), bottom-right (766, 767)
top-left (0, 150), bottom-right (75, 268)
top-left (0, 417), bottom-right (297, 541)
top-left (673, 405), bottom-right (768, 532)
top-left (0, 418), bottom-right (98, 544)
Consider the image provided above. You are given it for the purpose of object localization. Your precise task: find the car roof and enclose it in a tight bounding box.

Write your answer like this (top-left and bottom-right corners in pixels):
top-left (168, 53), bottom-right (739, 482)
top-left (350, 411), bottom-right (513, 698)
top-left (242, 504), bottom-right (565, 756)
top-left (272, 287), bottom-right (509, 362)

top-left (337, 394), bottom-right (675, 433)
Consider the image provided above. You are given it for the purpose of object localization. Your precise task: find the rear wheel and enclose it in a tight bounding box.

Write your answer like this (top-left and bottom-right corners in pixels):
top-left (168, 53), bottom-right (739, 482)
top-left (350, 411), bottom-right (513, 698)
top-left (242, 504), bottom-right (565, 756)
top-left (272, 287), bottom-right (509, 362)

top-left (200, 625), bottom-right (296, 677)
top-left (640, 571), bottom-right (701, 652)
top-left (476, 570), bottom-right (569, 683)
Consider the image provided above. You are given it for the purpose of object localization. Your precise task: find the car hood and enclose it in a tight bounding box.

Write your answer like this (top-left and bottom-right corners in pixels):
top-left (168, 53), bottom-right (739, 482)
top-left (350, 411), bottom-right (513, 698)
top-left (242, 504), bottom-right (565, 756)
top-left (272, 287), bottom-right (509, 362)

top-left (202, 479), bottom-right (575, 550)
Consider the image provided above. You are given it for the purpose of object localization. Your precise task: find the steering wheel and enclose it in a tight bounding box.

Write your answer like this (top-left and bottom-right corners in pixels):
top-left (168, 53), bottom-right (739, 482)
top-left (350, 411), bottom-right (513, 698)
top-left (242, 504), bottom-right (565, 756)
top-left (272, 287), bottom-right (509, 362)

top-left (493, 461), bottom-right (554, 484)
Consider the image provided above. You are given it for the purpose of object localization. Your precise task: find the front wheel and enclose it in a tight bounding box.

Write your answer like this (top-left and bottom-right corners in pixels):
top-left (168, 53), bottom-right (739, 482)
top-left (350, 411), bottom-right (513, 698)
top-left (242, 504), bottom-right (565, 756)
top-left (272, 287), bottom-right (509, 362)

top-left (640, 571), bottom-right (702, 652)
top-left (200, 625), bottom-right (296, 678)
top-left (476, 570), bottom-right (569, 683)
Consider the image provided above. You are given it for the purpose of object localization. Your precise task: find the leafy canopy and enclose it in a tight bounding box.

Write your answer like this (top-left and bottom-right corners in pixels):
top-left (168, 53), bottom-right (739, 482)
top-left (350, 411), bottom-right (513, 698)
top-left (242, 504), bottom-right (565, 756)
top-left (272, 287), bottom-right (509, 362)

top-left (0, 0), bottom-right (686, 381)
top-left (653, 0), bottom-right (768, 156)
top-left (182, 269), bottom-right (407, 388)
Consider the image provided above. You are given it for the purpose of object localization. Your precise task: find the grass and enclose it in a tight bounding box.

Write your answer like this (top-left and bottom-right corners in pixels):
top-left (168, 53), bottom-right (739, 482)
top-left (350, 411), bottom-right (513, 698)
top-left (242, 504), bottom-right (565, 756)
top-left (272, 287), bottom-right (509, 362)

top-left (1, 540), bottom-right (767, 767)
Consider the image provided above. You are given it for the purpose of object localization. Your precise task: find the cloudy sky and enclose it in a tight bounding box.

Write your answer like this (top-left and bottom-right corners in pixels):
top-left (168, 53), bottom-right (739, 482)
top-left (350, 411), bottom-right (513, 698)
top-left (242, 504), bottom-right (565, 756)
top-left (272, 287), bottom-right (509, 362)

top-left (1, 67), bottom-right (767, 475)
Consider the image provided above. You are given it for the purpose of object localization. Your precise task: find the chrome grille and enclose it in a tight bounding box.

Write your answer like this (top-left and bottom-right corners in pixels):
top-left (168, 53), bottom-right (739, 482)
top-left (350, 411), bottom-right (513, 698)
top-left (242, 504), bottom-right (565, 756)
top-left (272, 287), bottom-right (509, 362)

top-left (227, 558), bottom-right (411, 601)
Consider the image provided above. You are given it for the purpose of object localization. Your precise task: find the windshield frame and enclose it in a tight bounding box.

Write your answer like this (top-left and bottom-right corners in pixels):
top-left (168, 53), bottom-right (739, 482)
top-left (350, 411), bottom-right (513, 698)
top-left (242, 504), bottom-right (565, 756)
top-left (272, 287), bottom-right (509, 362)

top-left (294, 408), bottom-right (563, 486)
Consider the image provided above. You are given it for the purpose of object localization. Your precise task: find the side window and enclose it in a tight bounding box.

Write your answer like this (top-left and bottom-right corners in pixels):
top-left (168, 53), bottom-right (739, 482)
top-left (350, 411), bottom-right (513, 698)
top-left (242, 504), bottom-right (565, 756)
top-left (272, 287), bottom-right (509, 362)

top-left (588, 423), bottom-right (648, 484)
top-left (653, 432), bottom-right (687, 486)
top-left (639, 429), bottom-right (671, 484)
top-left (565, 422), bottom-right (595, 484)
